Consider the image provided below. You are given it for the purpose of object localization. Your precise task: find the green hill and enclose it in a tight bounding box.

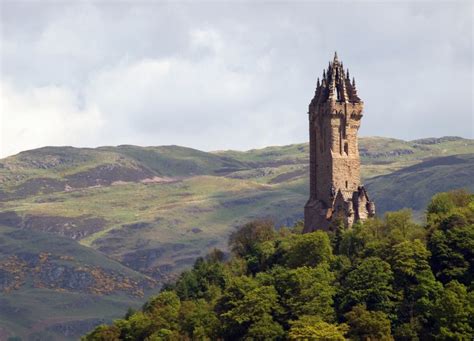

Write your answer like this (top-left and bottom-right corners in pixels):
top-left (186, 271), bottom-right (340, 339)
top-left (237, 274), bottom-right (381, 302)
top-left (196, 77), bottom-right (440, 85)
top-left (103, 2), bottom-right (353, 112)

top-left (1, 136), bottom-right (472, 280)
top-left (0, 136), bottom-right (473, 339)
top-left (366, 153), bottom-right (474, 214)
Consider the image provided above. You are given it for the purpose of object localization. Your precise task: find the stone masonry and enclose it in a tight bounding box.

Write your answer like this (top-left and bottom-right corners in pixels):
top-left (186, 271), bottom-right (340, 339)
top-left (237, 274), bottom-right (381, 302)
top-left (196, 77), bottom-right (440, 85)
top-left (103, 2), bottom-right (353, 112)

top-left (303, 52), bottom-right (375, 233)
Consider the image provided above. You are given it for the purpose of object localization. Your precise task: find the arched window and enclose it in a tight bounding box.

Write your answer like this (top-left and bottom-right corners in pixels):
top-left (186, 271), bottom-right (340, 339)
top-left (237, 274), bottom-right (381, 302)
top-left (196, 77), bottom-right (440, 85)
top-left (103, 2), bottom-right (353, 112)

top-left (345, 181), bottom-right (348, 189)
top-left (344, 142), bottom-right (349, 155)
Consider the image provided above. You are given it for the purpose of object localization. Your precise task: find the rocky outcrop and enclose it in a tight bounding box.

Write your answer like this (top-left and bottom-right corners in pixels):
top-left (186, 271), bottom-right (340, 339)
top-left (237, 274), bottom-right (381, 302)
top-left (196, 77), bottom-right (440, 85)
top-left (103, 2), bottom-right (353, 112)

top-left (0, 211), bottom-right (107, 240)
top-left (0, 252), bottom-right (155, 296)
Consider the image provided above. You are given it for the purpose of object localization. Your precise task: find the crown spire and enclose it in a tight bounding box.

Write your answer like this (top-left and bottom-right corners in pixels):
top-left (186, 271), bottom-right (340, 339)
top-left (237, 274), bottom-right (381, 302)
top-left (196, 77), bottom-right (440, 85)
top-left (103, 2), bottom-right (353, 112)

top-left (312, 53), bottom-right (361, 104)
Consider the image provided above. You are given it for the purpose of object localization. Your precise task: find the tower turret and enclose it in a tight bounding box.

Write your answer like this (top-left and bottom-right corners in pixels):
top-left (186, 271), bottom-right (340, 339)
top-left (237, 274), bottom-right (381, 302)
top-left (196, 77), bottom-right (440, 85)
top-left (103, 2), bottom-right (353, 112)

top-left (304, 53), bottom-right (375, 232)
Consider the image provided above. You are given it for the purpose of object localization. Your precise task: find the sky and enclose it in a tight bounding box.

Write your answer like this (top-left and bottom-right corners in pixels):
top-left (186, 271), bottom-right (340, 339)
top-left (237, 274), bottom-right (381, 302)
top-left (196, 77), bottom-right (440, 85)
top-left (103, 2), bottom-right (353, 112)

top-left (0, 0), bottom-right (473, 158)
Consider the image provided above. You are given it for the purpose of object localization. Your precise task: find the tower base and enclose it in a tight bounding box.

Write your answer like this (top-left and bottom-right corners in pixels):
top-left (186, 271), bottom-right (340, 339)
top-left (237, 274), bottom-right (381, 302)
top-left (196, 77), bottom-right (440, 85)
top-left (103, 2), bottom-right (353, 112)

top-left (303, 186), bottom-right (375, 233)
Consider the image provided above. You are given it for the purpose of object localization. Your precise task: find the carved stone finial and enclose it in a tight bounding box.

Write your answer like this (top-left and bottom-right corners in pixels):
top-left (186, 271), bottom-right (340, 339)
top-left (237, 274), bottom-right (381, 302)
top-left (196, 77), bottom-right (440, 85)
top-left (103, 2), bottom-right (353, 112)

top-left (346, 69), bottom-right (350, 79)
top-left (334, 51), bottom-right (338, 61)
top-left (323, 69), bottom-right (326, 79)
top-left (352, 77), bottom-right (356, 87)
top-left (317, 78), bottom-right (320, 87)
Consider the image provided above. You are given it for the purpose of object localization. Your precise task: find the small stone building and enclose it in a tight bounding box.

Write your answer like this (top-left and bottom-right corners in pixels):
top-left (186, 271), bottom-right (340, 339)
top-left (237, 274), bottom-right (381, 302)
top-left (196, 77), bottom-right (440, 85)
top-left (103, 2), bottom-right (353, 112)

top-left (304, 52), bottom-right (375, 233)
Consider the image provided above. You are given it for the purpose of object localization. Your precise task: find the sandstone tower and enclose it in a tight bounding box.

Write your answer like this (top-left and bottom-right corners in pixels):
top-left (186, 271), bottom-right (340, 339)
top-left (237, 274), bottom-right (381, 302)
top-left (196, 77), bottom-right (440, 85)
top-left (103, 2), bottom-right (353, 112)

top-left (303, 52), bottom-right (375, 233)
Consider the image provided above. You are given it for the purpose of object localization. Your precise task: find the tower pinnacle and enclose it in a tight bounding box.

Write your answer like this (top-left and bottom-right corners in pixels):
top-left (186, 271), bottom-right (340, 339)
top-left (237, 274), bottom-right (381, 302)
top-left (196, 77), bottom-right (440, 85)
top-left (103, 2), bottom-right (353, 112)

top-left (311, 54), bottom-right (361, 104)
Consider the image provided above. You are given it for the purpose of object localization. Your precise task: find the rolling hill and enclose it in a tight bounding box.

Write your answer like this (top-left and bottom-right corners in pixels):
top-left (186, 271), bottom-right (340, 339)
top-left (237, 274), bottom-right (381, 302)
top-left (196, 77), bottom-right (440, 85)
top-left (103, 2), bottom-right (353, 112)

top-left (366, 153), bottom-right (474, 214)
top-left (0, 136), bottom-right (473, 339)
top-left (0, 225), bottom-right (157, 340)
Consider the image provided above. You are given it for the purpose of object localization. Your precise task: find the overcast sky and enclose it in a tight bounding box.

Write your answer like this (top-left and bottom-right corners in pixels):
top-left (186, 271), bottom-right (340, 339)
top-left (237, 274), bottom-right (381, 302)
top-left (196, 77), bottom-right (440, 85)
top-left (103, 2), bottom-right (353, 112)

top-left (0, 0), bottom-right (472, 158)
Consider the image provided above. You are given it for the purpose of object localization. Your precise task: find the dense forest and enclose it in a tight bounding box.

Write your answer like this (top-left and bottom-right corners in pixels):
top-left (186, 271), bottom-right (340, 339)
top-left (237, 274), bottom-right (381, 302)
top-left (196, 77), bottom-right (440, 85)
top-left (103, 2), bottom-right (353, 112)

top-left (84, 190), bottom-right (474, 340)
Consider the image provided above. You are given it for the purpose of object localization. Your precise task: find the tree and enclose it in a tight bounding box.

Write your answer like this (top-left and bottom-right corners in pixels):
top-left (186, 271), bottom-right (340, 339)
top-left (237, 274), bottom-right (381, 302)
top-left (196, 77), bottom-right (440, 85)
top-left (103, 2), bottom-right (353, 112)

top-left (389, 240), bottom-right (442, 336)
top-left (246, 313), bottom-right (285, 340)
top-left (288, 316), bottom-right (348, 340)
top-left (179, 299), bottom-right (219, 339)
top-left (427, 192), bottom-right (456, 220)
top-left (82, 325), bottom-right (121, 341)
top-left (427, 189), bottom-right (473, 226)
top-left (345, 305), bottom-right (393, 341)
top-left (269, 264), bottom-right (336, 322)
top-left (384, 209), bottom-right (424, 243)
top-left (216, 276), bottom-right (282, 339)
top-left (337, 257), bottom-right (395, 314)
top-left (337, 225), bottom-right (368, 261)
top-left (431, 281), bottom-right (474, 339)
top-left (141, 291), bottom-right (181, 335)
top-left (174, 256), bottom-right (227, 300)
top-left (279, 231), bottom-right (333, 268)
top-left (393, 320), bottom-right (422, 341)
top-left (221, 284), bottom-right (281, 324)
top-left (390, 240), bottom-right (431, 285)
top-left (115, 312), bottom-right (154, 341)
top-left (174, 270), bottom-right (200, 300)
top-left (337, 220), bottom-right (386, 262)
top-left (428, 219), bottom-right (474, 284)
top-left (228, 220), bottom-right (276, 258)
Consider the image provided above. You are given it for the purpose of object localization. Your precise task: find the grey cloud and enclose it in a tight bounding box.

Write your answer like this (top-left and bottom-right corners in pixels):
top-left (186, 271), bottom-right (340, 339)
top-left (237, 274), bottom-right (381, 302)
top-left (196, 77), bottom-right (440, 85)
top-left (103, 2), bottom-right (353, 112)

top-left (0, 1), bottom-right (472, 157)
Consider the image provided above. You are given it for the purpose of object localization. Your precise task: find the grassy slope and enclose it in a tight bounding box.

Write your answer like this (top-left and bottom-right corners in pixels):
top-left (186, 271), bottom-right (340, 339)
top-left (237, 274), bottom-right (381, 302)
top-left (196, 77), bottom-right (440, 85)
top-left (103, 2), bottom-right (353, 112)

top-left (1, 136), bottom-right (473, 273)
top-left (0, 225), bottom-right (159, 340)
top-left (0, 136), bottom-right (473, 339)
top-left (366, 154), bottom-right (474, 214)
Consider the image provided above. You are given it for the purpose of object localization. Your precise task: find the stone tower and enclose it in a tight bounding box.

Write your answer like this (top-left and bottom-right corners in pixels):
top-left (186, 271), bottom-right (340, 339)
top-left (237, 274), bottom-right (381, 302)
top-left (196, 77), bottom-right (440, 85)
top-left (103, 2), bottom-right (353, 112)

top-left (303, 52), bottom-right (375, 233)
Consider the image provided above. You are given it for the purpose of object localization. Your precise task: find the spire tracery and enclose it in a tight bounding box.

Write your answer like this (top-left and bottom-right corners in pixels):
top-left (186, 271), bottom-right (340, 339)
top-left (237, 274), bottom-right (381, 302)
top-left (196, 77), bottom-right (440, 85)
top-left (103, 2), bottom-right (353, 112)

top-left (313, 54), bottom-right (361, 104)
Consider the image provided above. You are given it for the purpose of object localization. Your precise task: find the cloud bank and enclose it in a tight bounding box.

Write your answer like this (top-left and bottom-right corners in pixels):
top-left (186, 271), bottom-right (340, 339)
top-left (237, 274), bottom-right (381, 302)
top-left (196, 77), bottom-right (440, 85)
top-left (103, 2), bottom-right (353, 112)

top-left (1, 1), bottom-right (472, 157)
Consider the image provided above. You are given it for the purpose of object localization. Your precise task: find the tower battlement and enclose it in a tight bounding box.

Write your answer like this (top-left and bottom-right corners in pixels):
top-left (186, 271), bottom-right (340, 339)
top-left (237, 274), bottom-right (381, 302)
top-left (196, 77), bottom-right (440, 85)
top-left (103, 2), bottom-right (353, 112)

top-left (303, 52), bottom-right (375, 233)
